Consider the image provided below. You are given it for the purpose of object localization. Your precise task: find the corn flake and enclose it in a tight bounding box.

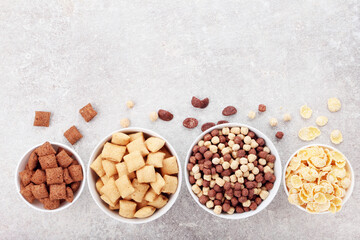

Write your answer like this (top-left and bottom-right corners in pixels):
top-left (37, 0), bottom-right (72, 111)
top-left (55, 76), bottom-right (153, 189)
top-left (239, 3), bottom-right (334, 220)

top-left (330, 130), bottom-right (343, 144)
top-left (298, 126), bottom-right (321, 141)
top-left (315, 116), bottom-right (328, 127)
top-left (300, 104), bottom-right (313, 119)
top-left (327, 97), bottom-right (341, 112)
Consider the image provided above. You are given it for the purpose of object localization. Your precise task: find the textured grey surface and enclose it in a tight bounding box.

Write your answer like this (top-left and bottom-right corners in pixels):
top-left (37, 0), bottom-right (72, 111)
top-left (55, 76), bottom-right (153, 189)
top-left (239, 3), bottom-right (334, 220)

top-left (0, 0), bottom-right (359, 239)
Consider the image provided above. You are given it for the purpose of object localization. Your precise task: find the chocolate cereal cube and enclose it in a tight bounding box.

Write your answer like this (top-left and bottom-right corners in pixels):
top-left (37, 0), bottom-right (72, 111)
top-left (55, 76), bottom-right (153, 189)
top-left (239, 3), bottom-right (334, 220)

top-left (90, 154), bottom-right (105, 177)
top-left (161, 156), bottom-right (179, 175)
top-left (146, 152), bottom-right (165, 168)
top-left (41, 198), bottom-right (60, 210)
top-left (39, 154), bottom-right (57, 170)
top-left (111, 132), bottom-right (130, 146)
top-left (31, 183), bottom-right (49, 199)
top-left (150, 172), bottom-right (165, 195)
top-left (130, 179), bottom-right (149, 203)
top-left (56, 150), bottom-right (73, 168)
top-left (161, 175), bottom-right (178, 194)
top-left (79, 103), bottom-right (97, 122)
top-left (123, 151), bottom-right (145, 173)
top-left (136, 165), bottom-right (156, 183)
top-left (63, 168), bottom-right (73, 184)
top-left (119, 200), bottom-right (137, 218)
top-left (102, 142), bottom-right (126, 162)
top-left (65, 187), bottom-right (74, 203)
top-left (20, 183), bottom-right (35, 203)
top-left (64, 126), bottom-right (83, 145)
top-left (33, 111), bottom-right (51, 127)
top-left (35, 142), bottom-right (56, 157)
top-left (115, 175), bottom-right (135, 198)
top-left (126, 138), bottom-right (149, 157)
top-left (46, 167), bottom-right (64, 185)
top-left (148, 194), bottom-right (168, 209)
top-left (101, 178), bottom-right (121, 203)
top-left (70, 182), bottom-right (81, 192)
top-left (102, 160), bottom-right (117, 178)
top-left (68, 165), bottom-right (83, 182)
top-left (50, 183), bottom-right (66, 200)
top-left (27, 151), bottom-right (38, 171)
top-left (57, 147), bottom-right (73, 157)
top-left (144, 137), bottom-right (165, 153)
top-left (19, 169), bottom-right (33, 186)
top-left (129, 132), bottom-right (145, 142)
top-left (31, 169), bottom-right (46, 185)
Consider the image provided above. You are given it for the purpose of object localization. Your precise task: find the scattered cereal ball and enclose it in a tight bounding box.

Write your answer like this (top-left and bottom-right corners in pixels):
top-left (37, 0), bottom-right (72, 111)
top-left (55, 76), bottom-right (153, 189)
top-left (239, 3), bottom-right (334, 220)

top-left (258, 104), bottom-right (266, 112)
top-left (300, 105), bottom-right (312, 119)
top-left (328, 97), bottom-right (341, 112)
top-left (149, 112), bottom-right (158, 122)
top-left (283, 113), bottom-right (291, 122)
top-left (120, 118), bottom-right (130, 128)
top-left (315, 116), bottom-right (328, 127)
top-left (126, 100), bottom-right (135, 109)
top-left (269, 118), bottom-right (278, 127)
top-left (330, 130), bottom-right (343, 144)
top-left (275, 131), bottom-right (284, 139)
top-left (248, 111), bottom-right (256, 119)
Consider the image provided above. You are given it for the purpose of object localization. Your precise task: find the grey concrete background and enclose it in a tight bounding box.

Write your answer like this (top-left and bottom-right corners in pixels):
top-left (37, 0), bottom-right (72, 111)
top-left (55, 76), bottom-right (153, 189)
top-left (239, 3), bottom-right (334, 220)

top-left (0, 0), bottom-right (359, 239)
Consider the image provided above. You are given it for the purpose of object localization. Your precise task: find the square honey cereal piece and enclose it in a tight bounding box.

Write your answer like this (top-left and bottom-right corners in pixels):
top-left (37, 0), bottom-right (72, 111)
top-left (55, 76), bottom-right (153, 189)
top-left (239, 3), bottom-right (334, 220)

top-left (145, 137), bottom-right (166, 153)
top-left (115, 162), bottom-right (129, 178)
top-left (158, 147), bottom-right (172, 158)
top-left (64, 126), bottom-right (83, 145)
top-left (68, 165), bottom-right (83, 182)
top-left (102, 160), bottom-right (117, 178)
top-left (41, 198), bottom-right (60, 210)
top-left (101, 177), bottom-right (121, 203)
top-left (20, 183), bottom-right (35, 203)
top-left (31, 183), bottom-right (49, 199)
top-left (63, 168), bottom-right (73, 184)
top-left (150, 172), bottom-right (165, 195)
top-left (31, 169), bottom-right (46, 185)
top-left (111, 132), bottom-right (131, 146)
top-left (119, 200), bottom-right (137, 218)
top-left (123, 151), bottom-right (145, 173)
top-left (128, 172), bottom-right (136, 180)
top-left (56, 150), bottom-right (73, 168)
top-left (134, 206), bottom-right (156, 218)
top-left (148, 194), bottom-right (168, 209)
top-left (161, 156), bottom-right (179, 175)
top-left (19, 169), bottom-right (33, 186)
top-left (49, 183), bottom-right (66, 200)
top-left (27, 151), bottom-right (38, 171)
top-left (146, 152), bottom-right (165, 168)
top-left (109, 201), bottom-right (120, 210)
top-left (33, 111), bottom-right (51, 127)
top-left (96, 179), bottom-right (104, 194)
top-left (100, 194), bottom-right (117, 208)
top-left (39, 154), bottom-right (58, 170)
top-left (144, 188), bottom-right (158, 202)
top-left (90, 154), bottom-right (105, 177)
top-left (130, 179), bottom-right (150, 203)
top-left (46, 167), bottom-right (64, 185)
top-left (126, 138), bottom-right (149, 157)
top-left (136, 165), bottom-right (156, 183)
top-left (162, 175), bottom-right (178, 194)
top-left (79, 103), bottom-right (97, 122)
top-left (35, 142), bottom-right (56, 157)
top-left (101, 175), bottom-right (110, 185)
top-left (102, 142), bottom-right (126, 162)
top-left (115, 175), bottom-right (135, 198)
top-left (129, 132), bottom-right (144, 142)
top-left (137, 199), bottom-right (148, 209)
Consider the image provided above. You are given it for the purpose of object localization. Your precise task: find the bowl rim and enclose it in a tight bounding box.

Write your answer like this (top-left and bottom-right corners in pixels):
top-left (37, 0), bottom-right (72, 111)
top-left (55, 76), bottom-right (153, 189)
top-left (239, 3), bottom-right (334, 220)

top-left (87, 127), bottom-right (182, 224)
top-left (283, 143), bottom-right (355, 214)
top-left (15, 141), bottom-right (86, 213)
top-left (184, 122), bottom-right (282, 219)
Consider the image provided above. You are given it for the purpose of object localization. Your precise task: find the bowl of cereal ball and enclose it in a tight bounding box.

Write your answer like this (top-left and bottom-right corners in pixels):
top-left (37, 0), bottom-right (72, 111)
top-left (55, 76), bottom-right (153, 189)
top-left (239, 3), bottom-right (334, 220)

top-left (88, 128), bottom-right (181, 224)
top-left (185, 123), bottom-right (282, 219)
top-left (284, 144), bottom-right (354, 214)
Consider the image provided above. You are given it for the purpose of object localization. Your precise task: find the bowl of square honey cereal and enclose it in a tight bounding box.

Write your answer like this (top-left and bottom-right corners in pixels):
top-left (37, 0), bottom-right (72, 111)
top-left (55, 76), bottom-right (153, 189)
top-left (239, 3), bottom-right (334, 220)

top-left (88, 128), bottom-right (181, 224)
top-left (284, 144), bottom-right (354, 214)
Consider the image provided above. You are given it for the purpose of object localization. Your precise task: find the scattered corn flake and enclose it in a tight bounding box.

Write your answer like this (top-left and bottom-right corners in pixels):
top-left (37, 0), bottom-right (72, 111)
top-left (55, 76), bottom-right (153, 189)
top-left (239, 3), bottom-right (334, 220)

top-left (315, 116), bottom-right (328, 127)
top-left (328, 98), bottom-right (341, 112)
top-left (298, 126), bottom-right (321, 141)
top-left (330, 129), bottom-right (343, 144)
top-left (300, 104), bottom-right (312, 119)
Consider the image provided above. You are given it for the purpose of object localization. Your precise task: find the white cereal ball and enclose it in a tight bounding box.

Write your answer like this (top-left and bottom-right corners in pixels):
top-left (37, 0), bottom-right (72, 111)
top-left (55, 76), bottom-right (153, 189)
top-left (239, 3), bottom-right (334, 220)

top-left (149, 111), bottom-right (158, 121)
top-left (283, 113), bottom-right (291, 122)
top-left (269, 118), bottom-right (278, 127)
top-left (126, 100), bottom-right (135, 109)
top-left (120, 118), bottom-right (130, 128)
top-left (248, 111), bottom-right (256, 119)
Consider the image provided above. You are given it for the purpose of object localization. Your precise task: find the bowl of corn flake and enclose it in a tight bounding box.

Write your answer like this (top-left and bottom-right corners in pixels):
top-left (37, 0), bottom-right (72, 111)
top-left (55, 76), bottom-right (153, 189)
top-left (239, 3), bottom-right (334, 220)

top-left (283, 144), bottom-right (354, 214)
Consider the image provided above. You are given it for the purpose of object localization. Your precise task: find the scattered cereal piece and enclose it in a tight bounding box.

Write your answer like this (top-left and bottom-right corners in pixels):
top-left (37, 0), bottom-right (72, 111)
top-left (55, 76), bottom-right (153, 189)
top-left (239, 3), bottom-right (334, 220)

top-left (283, 113), bottom-right (291, 122)
top-left (298, 126), bottom-right (321, 141)
top-left (149, 112), bottom-right (158, 122)
top-left (158, 109), bottom-right (173, 121)
top-left (330, 130), bottom-right (343, 144)
top-left (64, 126), bottom-right (83, 145)
top-left (248, 111), bottom-right (256, 119)
top-left (316, 116), bottom-right (328, 127)
top-left (222, 106), bottom-right (237, 116)
top-left (79, 103), bottom-right (97, 122)
top-left (300, 105), bottom-right (312, 119)
top-left (269, 118), bottom-right (278, 127)
top-left (275, 131), bottom-right (284, 139)
top-left (258, 104), bottom-right (266, 112)
top-left (328, 98), bottom-right (341, 112)
top-left (33, 111), bottom-right (51, 127)
top-left (126, 100), bottom-right (135, 109)
top-left (191, 97), bottom-right (209, 109)
top-left (120, 118), bottom-right (130, 128)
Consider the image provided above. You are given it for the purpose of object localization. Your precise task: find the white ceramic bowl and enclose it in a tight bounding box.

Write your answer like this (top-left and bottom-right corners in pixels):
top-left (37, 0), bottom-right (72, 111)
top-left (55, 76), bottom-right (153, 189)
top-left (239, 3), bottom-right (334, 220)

top-left (283, 144), bottom-right (354, 214)
top-left (87, 128), bottom-right (182, 224)
top-left (185, 123), bottom-right (282, 219)
top-left (15, 142), bottom-right (86, 212)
